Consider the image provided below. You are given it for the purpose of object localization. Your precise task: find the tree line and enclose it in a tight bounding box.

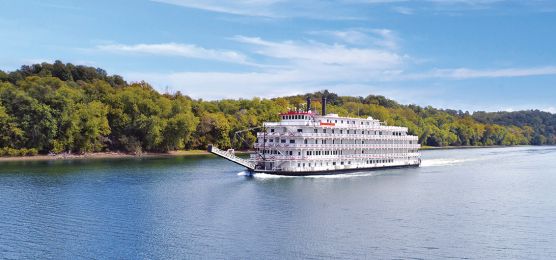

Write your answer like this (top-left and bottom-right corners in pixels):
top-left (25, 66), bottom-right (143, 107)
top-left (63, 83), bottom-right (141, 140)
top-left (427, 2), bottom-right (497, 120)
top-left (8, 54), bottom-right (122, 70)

top-left (0, 61), bottom-right (554, 156)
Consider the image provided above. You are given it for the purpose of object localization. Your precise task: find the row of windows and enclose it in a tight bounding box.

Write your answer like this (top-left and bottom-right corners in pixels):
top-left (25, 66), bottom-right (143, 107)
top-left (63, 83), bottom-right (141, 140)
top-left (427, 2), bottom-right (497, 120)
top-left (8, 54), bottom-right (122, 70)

top-left (324, 119), bottom-right (368, 125)
top-left (261, 149), bottom-right (413, 156)
top-left (311, 128), bottom-right (404, 136)
top-left (306, 150), bottom-right (412, 156)
top-left (262, 138), bottom-right (413, 145)
top-left (307, 150), bottom-right (340, 156)
top-left (270, 128), bottom-right (405, 136)
top-left (302, 139), bottom-right (411, 145)
top-left (297, 159), bottom-right (395, 168)
top-left (282, 115), bottom-right (311, 120)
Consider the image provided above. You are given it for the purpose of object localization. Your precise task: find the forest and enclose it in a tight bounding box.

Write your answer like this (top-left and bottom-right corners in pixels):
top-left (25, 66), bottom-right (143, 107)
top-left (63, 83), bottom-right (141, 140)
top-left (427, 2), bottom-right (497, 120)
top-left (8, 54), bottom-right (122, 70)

top-left (0, 61), bottom-right (555, 156)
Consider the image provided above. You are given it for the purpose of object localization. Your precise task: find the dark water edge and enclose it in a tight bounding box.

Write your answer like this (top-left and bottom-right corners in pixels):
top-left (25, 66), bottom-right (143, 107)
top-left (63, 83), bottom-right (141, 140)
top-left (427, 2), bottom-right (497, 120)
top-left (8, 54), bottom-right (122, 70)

top-left (1, 146), bottom-right (556, 259)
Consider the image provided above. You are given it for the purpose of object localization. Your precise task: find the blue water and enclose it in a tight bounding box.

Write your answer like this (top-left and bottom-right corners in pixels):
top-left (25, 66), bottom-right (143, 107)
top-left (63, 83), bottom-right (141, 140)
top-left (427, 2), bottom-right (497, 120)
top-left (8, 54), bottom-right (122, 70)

top-left (1, 146), bottom-right (556, 259)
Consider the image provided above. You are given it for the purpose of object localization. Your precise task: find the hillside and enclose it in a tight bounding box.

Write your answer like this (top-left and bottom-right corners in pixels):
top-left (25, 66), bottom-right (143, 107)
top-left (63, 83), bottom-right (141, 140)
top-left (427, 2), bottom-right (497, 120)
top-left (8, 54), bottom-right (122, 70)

top-left (0, 61), bottom-right (554, 156)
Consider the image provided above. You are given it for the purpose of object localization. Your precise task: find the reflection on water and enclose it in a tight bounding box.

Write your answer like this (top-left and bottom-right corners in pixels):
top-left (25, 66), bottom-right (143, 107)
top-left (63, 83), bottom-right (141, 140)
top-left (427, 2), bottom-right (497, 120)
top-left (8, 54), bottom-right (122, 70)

top-left (1, 146), bottom-right (556, 259)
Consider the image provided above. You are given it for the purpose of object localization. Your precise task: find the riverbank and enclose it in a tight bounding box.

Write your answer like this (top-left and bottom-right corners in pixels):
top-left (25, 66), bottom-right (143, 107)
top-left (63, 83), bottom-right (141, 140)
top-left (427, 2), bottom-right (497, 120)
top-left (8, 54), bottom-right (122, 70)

top-left (0, 150), bottom-right (252, 162)
top-left (419, 145), bottom-right (530, 150)
top-left (1, 145), bottom-right (545, 162)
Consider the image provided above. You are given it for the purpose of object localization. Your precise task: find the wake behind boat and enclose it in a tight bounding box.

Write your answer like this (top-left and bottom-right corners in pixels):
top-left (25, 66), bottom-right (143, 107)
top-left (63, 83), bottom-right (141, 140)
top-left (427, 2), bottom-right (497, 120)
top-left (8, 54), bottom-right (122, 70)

top-left (209, 97), bottom-right (421, 176)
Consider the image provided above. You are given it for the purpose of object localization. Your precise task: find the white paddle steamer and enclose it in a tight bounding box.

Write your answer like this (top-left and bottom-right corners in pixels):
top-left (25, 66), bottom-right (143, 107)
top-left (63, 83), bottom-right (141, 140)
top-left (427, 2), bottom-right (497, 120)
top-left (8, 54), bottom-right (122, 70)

top-left (209, 97), bottom-right (420, 176)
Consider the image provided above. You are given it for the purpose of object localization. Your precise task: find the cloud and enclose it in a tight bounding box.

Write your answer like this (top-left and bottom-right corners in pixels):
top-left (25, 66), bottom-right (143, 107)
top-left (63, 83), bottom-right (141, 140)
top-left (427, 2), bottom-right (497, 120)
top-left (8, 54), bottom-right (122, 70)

top-left (309, 29), bottom-right (399, 49)
top-left (151, 0), bottom-right (282, 17)
top-left (406, 66), bottom-right (556, 80)
top-left (392, 6), bottom-right (414, 15)
top-left (125, 29), bottom-right (409, 99)
top-left (232, 35), bottom-right (406, 70)
top-left (544, 107), bottom-right (556, 114)
top-left (96, 43), bottom-right (251, 64)
top-left (106, 30), bottom-right (556, 106)
top-left (152, 0), bottom-right (554, 19)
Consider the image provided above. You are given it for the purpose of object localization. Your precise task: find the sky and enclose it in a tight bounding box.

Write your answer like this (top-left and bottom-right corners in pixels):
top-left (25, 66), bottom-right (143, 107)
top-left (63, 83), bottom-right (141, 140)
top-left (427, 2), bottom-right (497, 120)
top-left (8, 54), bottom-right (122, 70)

top-left (1, 0), bottom-right (555, 113)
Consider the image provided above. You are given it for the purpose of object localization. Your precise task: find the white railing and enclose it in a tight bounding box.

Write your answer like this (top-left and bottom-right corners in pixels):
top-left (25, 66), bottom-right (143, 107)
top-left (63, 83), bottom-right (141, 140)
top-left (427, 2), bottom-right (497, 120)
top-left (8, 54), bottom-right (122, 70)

top-left (264, 121), bottom-right (408, 131)
top-left (251, 153), bottom-right (421, 161)
top-left (257, 132), bottom-right (418, 141)
top-left (254, 143), bottom-right (421, 149)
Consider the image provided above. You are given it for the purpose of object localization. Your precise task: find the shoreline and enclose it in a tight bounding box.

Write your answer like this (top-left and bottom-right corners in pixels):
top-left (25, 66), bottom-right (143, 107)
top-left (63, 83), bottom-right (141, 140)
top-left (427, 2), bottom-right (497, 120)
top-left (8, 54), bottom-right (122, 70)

top-left (0, 150), bottom-right (252, 162)
top-left (0, 145), bottom-right (550, 162)
top-left (420, 145), bottom-right (522, 150)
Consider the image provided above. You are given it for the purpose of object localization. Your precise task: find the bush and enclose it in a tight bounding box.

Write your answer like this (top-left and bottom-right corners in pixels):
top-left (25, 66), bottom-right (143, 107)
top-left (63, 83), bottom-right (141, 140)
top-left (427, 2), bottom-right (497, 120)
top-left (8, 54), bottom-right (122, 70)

top-left (0, 147), bottom-right (39, 157)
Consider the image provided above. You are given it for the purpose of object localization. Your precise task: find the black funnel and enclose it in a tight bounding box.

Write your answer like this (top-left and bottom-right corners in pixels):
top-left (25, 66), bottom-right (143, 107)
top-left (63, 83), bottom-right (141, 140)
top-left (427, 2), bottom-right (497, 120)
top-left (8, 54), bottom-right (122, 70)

top-left (322, 97), bottom-right (327, 115)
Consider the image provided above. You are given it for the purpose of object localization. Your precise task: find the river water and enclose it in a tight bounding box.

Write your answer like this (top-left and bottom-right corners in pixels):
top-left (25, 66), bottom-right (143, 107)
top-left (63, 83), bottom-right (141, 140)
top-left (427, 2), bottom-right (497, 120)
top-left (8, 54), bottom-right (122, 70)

top-left (1, 146), bottom-right (555, 259)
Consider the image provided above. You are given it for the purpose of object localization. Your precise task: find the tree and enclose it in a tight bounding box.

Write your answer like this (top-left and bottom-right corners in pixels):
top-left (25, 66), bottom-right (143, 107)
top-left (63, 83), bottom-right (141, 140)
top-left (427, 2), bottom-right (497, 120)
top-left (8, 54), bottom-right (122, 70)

top-left (72, 101), bottom-right (111, 153)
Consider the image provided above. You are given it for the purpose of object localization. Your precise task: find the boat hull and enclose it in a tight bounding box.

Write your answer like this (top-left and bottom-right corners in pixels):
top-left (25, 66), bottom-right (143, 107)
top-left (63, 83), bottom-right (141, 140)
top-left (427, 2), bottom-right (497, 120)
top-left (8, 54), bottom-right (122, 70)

top-left (251, 163), bottom-right (420, 176)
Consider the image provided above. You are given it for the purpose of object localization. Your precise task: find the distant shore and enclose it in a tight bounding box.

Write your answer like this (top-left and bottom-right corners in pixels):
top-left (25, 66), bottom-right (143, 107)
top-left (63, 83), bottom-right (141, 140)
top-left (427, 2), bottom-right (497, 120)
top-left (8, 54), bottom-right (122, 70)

top-left (0, 145), bottom-right (545, 162)
top-left (419, 145), bottom-right (527, 150)
top-left (0, 150), bottom-right (251, 162)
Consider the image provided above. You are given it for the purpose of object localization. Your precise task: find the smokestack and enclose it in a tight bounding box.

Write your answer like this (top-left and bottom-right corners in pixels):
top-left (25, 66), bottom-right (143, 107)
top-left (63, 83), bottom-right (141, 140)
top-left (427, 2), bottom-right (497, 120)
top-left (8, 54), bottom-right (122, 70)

top-left (306, 97), bottom-right (311, 112)
top-left (322, 97), bottom-right (327, 115)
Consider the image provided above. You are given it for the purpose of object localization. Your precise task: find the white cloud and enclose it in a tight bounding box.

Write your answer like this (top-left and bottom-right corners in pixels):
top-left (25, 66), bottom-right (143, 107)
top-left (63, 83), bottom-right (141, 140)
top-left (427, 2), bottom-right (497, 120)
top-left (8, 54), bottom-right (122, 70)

top-left (151, 0), bottom-right (282, 17)
top-left (309, 29), bottom-right (399, 49)
top-left (392, 6), bottom-right (414, 14)
top-left (115, 33), bottom-right (556, 102)
top-left (151, 0), bottom-right (553, 19)
top-left (406, 66), bottom-right (556, 80)
top-left (232, 35), bottom-right (406, 70)
top-left (97, 43), bottom-right (251, 64)
top-left (544, 107), bottom-right (556, 114)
